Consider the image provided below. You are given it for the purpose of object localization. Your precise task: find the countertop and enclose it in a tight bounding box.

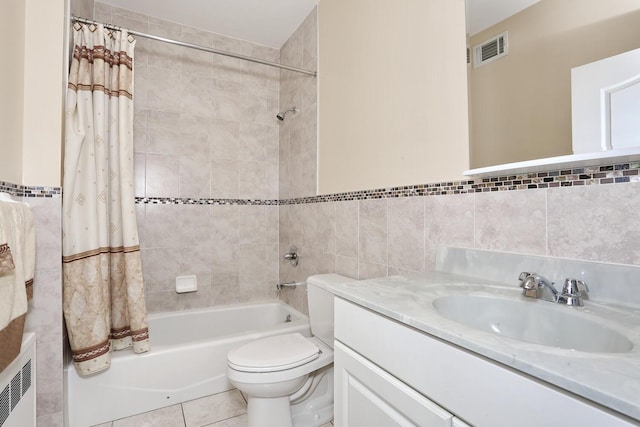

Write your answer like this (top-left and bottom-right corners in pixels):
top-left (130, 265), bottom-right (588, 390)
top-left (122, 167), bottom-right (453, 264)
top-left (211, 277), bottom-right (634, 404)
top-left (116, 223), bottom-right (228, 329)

top-left (327, 272), bottom-right (640, 422)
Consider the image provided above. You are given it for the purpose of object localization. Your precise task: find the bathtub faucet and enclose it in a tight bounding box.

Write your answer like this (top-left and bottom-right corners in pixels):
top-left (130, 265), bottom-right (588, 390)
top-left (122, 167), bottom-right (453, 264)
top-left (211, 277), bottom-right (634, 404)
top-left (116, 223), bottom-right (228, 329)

top-left (276, 281), bottom-right (297, 291)
top-left (283, 245), bottom-right (299, 267)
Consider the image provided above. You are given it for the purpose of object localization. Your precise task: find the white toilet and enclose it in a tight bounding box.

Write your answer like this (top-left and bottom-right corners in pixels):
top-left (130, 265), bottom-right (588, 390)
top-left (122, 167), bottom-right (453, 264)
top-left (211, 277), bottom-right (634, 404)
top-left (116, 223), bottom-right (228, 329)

top-left (227, 274), bottom-right (353, 427)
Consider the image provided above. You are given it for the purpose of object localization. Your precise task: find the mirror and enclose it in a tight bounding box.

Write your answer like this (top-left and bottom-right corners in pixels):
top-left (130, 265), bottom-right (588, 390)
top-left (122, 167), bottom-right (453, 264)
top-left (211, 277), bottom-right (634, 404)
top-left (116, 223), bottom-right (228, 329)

top-left (467, 0), bottom-right (640, 170)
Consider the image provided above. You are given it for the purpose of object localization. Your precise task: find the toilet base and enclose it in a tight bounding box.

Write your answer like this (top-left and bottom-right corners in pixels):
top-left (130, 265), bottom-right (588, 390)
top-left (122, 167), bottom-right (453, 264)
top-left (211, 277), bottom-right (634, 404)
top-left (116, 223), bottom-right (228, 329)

top-left (241, 365), bottom-right (334, 427)
top-left (291, 365), bottom-right (334, 426)
top-left (247, 396), bottom-right (293, 427)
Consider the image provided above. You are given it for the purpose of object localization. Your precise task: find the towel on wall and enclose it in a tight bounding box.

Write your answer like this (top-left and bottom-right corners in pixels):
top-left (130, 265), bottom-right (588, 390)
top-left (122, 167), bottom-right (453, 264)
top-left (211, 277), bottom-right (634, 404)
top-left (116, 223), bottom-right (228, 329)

top-left (0, 198), bottom-right (36, 373)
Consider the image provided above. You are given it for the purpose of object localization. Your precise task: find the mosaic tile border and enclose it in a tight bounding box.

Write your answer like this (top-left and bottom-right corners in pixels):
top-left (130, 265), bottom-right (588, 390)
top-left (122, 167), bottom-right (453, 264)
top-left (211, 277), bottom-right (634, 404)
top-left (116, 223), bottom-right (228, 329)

top-left (281, 161), bottom-right (640, 205)
top-left (3, 162), bottom-right (636, 206)
top-left (133, 161), bottom-right (640, 206)
top-left (0, 180), bottom-right (62, 198)
top-left (135, 197), bottom-right (279, 206)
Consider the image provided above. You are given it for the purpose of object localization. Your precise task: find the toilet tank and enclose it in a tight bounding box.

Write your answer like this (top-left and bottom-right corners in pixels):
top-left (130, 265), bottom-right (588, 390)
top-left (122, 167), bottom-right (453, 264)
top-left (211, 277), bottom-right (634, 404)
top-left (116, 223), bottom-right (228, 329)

top-left (306, 274), bottom-right (355, 348)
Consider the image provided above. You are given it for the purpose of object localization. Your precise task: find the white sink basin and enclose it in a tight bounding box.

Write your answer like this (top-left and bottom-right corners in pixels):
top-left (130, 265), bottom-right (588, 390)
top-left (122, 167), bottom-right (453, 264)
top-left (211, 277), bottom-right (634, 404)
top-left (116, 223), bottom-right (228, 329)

top-left (433, 295), bottom-right (633, 353)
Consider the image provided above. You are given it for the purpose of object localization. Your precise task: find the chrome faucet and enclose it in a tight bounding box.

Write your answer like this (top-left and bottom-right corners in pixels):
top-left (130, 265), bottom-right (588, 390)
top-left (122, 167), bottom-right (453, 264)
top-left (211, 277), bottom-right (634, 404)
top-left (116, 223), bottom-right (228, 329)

top-left (518, 272), bottom-right (559, 302)
top-left (518, 272), bottom-right (589, 306)
top-left (557, 278), bottom-right (589, 306)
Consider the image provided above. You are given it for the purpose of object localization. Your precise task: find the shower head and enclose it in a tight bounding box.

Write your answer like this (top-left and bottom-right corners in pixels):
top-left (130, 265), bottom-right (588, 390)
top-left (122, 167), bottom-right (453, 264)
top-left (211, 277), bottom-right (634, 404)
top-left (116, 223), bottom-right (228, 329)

top-left (276, 107), bottom-right (298, 121)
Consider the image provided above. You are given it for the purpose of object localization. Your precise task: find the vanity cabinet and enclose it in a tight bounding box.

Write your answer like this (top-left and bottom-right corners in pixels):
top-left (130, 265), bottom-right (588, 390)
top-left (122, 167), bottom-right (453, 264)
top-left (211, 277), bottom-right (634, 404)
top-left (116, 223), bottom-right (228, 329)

top-left (333, 297), bottom-right (635, 427)
top-left (334, 341), bottom-right (455, 426)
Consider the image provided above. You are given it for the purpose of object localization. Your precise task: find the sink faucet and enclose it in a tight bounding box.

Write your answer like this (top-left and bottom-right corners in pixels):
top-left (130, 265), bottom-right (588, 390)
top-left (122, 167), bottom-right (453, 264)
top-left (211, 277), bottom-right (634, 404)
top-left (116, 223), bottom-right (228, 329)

top-left (518, 272), bottom-right (559, 302)
top-left (518, 272), bottom-right (589, 306)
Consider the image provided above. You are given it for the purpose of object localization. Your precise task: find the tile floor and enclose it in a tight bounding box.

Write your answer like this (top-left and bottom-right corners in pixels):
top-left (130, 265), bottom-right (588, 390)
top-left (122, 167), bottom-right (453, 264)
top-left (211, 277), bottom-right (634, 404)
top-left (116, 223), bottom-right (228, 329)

top-left (93, 389), bottom-right (333, 427)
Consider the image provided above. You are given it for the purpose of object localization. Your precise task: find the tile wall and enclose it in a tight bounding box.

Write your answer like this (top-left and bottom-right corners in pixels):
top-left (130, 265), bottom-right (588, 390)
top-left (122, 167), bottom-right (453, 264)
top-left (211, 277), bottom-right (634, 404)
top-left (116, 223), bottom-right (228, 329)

top-left (95, 2), bottom-right (283, 312)
top-left (0, 183), bottom-right (64, 426)
top-left (277, 8), bottom-right (319, 312)
top-left (280, 182), bottom-right (640, 288)
top-left (24, 195), bottom-right (64, 426)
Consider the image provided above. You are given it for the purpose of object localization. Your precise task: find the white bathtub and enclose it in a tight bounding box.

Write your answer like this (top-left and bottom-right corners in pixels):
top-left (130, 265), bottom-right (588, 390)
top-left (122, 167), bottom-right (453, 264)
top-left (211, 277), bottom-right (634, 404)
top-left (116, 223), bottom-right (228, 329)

top-left (65, 301), bottom-right (310, 427)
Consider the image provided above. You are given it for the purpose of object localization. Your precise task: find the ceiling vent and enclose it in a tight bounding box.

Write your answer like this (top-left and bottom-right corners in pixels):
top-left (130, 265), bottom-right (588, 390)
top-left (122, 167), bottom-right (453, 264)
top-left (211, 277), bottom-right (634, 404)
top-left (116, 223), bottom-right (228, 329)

top-left (473, 31), bottom-right (508, 68)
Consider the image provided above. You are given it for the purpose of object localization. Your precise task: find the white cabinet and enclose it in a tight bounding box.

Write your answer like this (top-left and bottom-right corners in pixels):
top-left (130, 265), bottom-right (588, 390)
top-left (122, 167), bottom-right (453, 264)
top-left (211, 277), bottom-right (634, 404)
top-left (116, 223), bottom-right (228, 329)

top-left (334, 298), bottom-right (635, 427)
top-left (334, 341), bottom-right (453, 427)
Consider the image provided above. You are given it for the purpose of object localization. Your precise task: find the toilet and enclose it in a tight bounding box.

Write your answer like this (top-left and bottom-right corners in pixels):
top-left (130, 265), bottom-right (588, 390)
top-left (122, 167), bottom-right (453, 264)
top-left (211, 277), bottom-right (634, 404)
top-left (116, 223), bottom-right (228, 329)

top-left (227, 274), bottom-right (353, 427)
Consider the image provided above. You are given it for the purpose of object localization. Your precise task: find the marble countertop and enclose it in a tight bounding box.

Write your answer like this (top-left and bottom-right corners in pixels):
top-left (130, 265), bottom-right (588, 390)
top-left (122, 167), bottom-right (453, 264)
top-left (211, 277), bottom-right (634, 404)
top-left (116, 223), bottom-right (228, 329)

top-left (327, 272), bottom-right (640, 422)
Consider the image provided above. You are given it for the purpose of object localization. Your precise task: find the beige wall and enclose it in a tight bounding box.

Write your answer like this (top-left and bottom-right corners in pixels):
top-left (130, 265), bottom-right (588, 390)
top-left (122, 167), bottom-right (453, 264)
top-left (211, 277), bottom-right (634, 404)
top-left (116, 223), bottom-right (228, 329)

top-left (22, 0), bottom-right (66, 187)
top-left (0, 0), bottom-right (26, 184)
top-left (469, 0), bottom-right (640, 168)
top-left (317, 0), bottom-right (469, 194)
top-left (0, 0), bottom-right (65, 187)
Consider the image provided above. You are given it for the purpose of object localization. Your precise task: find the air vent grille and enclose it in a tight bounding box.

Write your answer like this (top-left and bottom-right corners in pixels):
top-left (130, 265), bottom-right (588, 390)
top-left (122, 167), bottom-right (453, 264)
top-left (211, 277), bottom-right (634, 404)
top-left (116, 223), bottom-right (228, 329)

top-left (0, 385), bottom-right (9, 426)
top-left (21, 361), bottom-right (31, 396)
top-left (0, 360), bottom-right (32, 427)
top-left (473, 31), bottom-right (508, 68)
top-left (9, 375), bottom-right (19, 412)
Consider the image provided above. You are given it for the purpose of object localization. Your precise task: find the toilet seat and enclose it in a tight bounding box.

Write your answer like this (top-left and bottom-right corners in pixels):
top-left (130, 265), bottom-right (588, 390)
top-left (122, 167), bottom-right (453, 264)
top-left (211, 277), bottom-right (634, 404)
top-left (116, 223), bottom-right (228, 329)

top-left (228, 333), bottom-right (320, 373)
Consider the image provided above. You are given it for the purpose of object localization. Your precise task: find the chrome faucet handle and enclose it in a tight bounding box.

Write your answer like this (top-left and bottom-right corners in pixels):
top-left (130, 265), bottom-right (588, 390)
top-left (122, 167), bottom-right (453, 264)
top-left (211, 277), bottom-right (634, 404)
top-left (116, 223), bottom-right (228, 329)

top-left (562, 278), bottom-right (589, 295)
top-left (283, 245), bottom-right (299, 267)
top-left (518, 272), bottom-right (538, 298)
top-left (518, 271), bottom-right (533, 282)
top-left (558, 278), bottom-right (589, 306)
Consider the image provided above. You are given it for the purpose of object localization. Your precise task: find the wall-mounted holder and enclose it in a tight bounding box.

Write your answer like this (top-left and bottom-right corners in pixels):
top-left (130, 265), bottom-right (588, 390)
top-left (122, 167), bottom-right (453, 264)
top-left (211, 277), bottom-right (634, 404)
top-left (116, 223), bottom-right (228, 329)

top-left (283, 245), bottom-right (298, 267)
top-left (175, 275), bottom-right (197, 293)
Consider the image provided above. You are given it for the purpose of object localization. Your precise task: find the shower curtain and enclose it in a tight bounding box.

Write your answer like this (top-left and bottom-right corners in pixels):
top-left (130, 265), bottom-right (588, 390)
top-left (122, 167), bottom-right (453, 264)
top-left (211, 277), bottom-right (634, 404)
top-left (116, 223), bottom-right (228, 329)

top-left (63, 23), bottom-right (150, 376)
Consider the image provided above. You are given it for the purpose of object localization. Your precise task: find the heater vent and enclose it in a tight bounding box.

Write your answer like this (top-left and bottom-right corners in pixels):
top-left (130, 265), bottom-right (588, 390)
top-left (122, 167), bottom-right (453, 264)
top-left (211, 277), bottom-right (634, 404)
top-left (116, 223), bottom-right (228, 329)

top-left (473, 32), bottom-right (508, 68)
top-left (0, 385), bottom-right (9, 426)
top-left (0, 359), bottom-right (33, 427)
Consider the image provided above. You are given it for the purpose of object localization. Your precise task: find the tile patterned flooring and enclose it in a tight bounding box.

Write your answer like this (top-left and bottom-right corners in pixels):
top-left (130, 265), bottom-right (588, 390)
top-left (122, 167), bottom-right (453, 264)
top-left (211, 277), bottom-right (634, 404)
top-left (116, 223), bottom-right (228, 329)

top-left (93, 389), bottom-right (333, 427)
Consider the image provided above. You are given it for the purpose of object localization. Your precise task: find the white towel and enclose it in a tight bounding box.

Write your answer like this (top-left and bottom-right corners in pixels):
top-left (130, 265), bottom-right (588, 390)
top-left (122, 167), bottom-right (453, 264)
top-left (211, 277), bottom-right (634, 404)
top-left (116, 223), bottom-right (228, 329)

top-left (0, 199), bottom-right (36, 331)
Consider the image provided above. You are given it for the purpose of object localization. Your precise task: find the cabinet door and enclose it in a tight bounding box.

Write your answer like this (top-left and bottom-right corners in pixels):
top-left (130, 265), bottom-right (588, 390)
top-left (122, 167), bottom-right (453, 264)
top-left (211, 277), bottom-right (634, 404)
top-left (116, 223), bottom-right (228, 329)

top-left (334, 341), bottom-right (453, 427)
top-left (452, 418), bottom-right (471, 427)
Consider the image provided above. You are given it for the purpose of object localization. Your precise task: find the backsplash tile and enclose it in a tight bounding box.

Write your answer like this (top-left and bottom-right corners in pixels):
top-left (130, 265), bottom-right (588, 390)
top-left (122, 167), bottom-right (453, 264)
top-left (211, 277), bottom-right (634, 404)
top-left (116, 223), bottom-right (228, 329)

top-left (424, 193), bottom-right (475, 270)
top-left (547, 183), bottom-right (640, 265)
top-left (475, 189), bottom-right (547, 255)
top-left (359, 199), bottom-right (388, 266)
top-left (387, 197), bottom-right (425, 273)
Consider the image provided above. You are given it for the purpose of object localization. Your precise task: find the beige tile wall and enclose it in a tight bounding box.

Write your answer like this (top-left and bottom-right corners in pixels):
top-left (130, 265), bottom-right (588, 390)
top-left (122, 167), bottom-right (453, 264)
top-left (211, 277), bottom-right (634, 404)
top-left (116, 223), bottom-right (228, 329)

top-left (279, 8), bottom-right (317, 200)
top-left (280, 183), bottom-right (640, 311)
top-left (23, 196), bottom-right (63, 426)
top-left (96, 2), bottom-right (281, 312)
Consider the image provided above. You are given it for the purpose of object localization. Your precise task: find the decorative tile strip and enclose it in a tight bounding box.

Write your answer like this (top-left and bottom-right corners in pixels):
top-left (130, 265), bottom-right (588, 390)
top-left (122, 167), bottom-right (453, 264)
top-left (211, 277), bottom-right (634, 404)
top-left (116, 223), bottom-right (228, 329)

top-left (135, 161), bottom-right (640, 207)
top-left (282, 161), bottom-right (640, 205)
top-left (135, 197), bottom-right (280, 206)
top-left (0, 180), bottom-right (62, 198)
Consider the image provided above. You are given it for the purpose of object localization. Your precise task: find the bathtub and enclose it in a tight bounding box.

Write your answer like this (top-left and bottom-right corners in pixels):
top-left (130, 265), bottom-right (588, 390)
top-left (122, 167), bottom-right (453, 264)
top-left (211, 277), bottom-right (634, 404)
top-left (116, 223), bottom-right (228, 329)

top-left (65, 301), bottom-right (310, 427)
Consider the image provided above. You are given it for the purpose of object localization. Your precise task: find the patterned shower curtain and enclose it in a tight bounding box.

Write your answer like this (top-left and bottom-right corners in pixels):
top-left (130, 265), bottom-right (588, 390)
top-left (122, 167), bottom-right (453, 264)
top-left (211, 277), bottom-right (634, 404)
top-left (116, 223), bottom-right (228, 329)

top-left (63, 22), bottom-right (150, 376)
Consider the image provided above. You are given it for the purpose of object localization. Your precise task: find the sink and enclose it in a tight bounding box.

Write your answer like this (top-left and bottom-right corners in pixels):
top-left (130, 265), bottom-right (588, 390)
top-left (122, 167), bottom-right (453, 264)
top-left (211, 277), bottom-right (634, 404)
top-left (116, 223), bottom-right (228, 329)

top-left (433, 295), bottom-right (633, 353)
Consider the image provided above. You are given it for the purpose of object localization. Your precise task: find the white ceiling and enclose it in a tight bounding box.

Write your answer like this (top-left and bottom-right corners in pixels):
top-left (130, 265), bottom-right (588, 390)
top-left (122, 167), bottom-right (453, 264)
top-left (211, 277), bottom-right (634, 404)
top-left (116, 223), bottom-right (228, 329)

top-left (101, 0), bottom-right (318, 49)
top-left (466, 0), bottom-right (541, 36)
top-left (100, 0), bottom-right (539, 48)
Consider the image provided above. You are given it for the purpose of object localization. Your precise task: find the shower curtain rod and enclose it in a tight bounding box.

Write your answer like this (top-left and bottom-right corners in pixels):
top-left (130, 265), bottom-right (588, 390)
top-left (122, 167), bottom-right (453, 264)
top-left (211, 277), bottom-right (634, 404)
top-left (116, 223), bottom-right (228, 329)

top-left (70, 15), bottom-right (317, 77)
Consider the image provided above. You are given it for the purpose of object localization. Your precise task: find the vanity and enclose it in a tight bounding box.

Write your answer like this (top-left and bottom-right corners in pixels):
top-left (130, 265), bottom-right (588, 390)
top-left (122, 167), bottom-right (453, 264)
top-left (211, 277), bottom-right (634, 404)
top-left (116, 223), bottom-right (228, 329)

top-left (327, 248), bottom-right (640, 426)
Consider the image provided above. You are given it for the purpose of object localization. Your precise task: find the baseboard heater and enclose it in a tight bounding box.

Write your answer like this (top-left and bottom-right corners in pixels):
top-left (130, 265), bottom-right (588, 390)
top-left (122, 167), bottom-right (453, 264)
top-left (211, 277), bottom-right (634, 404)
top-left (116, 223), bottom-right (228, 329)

top-left (0, 333), bottom-right (36, 427)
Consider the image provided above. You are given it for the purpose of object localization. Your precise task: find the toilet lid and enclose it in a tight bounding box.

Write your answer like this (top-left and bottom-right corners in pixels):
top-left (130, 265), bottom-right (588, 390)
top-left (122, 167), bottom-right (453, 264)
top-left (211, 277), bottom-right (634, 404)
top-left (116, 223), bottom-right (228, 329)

top-left (227, 333), bottom-right (320, 373)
